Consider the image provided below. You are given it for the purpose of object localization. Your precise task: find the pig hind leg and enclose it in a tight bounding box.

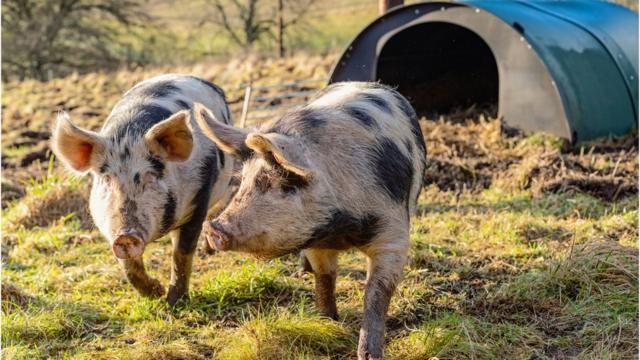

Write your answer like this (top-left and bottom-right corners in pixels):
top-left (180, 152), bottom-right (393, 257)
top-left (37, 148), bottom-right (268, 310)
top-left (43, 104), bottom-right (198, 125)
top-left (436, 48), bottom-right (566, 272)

top-left (299, 252), bottom-right (314, 273)
top-left (358, 241), bottom-right (408, 360)
top-left (119, 258), bottom-right (165, 298)
top-left (304, 248), bottom-right (339, 320)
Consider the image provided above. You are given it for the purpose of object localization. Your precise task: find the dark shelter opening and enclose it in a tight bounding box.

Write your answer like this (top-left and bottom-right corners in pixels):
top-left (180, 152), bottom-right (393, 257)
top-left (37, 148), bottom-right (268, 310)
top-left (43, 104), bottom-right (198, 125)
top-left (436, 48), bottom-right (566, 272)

top-left (377, 22), bottom-right (499, 119)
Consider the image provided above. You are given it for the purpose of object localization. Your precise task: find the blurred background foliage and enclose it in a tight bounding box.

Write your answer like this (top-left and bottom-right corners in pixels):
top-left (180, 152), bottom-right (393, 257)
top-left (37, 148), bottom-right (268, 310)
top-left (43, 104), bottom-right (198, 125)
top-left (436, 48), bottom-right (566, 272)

top-left (1, 0), bottom-right (379, 81)
top-left (1, 0), bottom-right (636, 82)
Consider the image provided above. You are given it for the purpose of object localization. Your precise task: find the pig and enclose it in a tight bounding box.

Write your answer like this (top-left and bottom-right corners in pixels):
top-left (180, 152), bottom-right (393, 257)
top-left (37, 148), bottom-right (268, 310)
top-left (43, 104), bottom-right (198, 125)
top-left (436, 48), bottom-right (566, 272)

top-left (51, 74), bottom-right (234, 305)
top-left (193, 82), bottom-right (426, 360)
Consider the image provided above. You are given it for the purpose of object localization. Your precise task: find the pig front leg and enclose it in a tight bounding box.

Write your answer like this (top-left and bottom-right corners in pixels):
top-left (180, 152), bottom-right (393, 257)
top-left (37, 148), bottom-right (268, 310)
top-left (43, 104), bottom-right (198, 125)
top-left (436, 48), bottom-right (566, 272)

top-left (304, 248), bottom-right (339, 320)
top-left (119, 257), bottom-right (165, 298)
top-left (358, 244), bottom-right (408, 360)
top-left (166, 221), bottom-right (202, 306)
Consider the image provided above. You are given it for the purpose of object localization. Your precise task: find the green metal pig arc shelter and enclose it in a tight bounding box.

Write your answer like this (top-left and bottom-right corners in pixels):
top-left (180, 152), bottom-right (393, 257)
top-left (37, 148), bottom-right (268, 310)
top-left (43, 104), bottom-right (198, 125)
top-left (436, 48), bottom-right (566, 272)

top-left (329, 1), bottom-right (639, 143)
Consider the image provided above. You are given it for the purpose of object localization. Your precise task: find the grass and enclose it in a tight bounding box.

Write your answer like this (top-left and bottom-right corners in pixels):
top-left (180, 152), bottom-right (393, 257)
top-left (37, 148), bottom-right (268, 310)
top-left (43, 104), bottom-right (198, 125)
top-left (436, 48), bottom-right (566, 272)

top-left (3, 166), bottom-right (637, 358)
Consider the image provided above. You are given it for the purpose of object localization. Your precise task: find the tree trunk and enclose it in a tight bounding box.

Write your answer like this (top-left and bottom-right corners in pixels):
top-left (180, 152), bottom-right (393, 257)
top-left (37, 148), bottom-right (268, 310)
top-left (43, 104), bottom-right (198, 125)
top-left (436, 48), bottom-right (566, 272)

top-left (277, 0), bottom-right (285, 58)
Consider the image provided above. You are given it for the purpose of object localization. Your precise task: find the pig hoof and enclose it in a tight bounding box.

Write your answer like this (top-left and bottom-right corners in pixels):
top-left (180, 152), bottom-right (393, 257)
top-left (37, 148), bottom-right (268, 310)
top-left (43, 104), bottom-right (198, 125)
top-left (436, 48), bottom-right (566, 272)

top-left (167, 286), bottom-right (187, 306)
top-left (358, 351), bottom-right (381, 360)
top-left (143, 278), bottom-right (165, 298)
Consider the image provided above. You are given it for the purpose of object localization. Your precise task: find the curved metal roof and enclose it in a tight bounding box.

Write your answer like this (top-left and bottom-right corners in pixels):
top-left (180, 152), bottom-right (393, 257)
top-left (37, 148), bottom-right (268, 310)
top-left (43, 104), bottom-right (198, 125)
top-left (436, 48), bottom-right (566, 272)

top-left (330, 0), bottom-right (638, 142)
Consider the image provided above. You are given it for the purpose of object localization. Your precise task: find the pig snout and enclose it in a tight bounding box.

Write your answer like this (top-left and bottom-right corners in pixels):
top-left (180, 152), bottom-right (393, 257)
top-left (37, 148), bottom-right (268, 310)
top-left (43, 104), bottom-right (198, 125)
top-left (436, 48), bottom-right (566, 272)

top-left (112, 229), bottom-right (145, 259)
top-left (203, 220), bottom-right (235, 251)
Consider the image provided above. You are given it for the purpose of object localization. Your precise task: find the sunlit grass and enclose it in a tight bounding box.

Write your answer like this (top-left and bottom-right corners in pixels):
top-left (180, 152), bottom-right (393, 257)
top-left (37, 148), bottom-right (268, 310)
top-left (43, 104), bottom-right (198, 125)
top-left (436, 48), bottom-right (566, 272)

top-left (2, 109), bottom-right (638, 359)
top-left (3, 172), bottom-right (636, 358)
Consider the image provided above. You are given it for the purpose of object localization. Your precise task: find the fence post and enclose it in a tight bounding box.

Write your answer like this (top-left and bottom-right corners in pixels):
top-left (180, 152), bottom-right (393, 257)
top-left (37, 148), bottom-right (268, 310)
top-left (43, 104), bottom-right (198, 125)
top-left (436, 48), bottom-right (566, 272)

top-left (379, 0), bottom-right (404, 14)
top-left (240, 85), bottom-right (253, 128)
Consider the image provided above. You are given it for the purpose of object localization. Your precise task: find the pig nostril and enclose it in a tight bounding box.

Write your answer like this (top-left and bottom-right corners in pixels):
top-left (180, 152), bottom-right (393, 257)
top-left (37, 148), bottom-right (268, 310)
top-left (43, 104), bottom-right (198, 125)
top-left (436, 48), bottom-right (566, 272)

top-left (203, 221), bottom-right (232, 251)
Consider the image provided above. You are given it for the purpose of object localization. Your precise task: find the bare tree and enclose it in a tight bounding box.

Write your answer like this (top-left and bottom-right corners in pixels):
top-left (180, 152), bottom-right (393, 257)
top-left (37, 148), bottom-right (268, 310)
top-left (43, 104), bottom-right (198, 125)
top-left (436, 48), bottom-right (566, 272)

top-left (208, 0), bottom-right (274, 50)
top-left (206, 0), bottom-right (315, 55)
top-left (277, 0), bottom-right (315, 57)
top-left (2, 0), bottom-right (147, 81)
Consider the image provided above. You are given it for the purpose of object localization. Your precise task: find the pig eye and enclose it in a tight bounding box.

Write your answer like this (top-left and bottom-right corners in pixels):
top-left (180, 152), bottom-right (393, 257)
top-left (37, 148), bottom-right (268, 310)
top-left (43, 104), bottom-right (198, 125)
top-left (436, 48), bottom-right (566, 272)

top-left (102, 174), bottom-right (113, 186)
top-left (280, 183), bottom-right (297, 195)
top-left (143, 172), bottom-right (158, 185)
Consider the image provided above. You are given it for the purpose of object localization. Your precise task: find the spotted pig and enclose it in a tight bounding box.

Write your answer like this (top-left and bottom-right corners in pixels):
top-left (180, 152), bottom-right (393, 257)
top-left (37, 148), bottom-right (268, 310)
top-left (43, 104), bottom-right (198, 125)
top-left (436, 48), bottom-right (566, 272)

top-left (51, 74), bottom-right (234, 305)
top-left (194, 82), bottom-right (426, 359)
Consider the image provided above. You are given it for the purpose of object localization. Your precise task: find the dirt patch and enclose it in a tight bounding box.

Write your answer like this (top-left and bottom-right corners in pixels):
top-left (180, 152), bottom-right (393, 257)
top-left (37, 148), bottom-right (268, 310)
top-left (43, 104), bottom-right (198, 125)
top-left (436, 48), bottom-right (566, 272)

top-left (2, 282), bottom-right (35, 311)
top-left (423, 159), bottom-right (492, 191)
top-left (541, 176), bottom-right (637, 201)
top-left (422, 118), bottom-right (638, 201)
top-left (519, 224), bottom-right (572, 246)
top-left (1, 180), bottom-right (25, 207)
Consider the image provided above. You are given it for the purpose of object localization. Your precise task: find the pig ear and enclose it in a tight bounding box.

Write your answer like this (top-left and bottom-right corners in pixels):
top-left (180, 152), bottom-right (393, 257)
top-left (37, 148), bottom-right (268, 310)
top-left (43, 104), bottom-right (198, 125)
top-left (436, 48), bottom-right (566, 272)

top-left (144, 110), bottom-right (193, 162)
top-left (193, 103), bottom-right (252, 159)
top-left (51, 112), bottom-right (105, 173)
top-left (245, 133), bottom-right (313, 180)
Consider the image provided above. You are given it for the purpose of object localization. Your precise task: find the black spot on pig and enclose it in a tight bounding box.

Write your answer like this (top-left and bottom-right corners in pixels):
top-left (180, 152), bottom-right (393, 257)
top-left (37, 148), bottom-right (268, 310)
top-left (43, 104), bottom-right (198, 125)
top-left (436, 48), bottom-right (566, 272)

top-left (120, 147), bottom-right (130, 162)
top-left (143, 80), bottom-right (180, 98)
top-left (393, 91), bottom-right (415, 120)
top-left (361, 93), bottom-right (391, 114)
top-left (189, 77), bottom-right (231, 124)
top-left (121, 198), bottom-right (145, 235)
top-left (345, 106), bottom-right (377, 128)
top-left (147, 155), bottom-right (165, 177)
top-left (130, 105), bottom-right (173, 131)
top-left (404, 139), bottom-right (413, 155)
top-left (304, 210), bottom-right (381, 249)
top-left (298, 108), bottom-right (327, 128)
top-left (266, 108), bottom-right (326, 136)
top-left (217, 148), bottom-right (225, 167)
top-left (191, 77), bottom-right (225, 97)
top-left (370, 138), bottom-right (413, 204)
top-left (176, 151), bottom-right (219, 253)
top-left (393, 92), bottom-right (426, 154)
top-left (111, 105), bottom-right (173, 142)
top-left (175, 99), bottom-right (190, 109)
top-left (161, 191), bottom-right (176, 233)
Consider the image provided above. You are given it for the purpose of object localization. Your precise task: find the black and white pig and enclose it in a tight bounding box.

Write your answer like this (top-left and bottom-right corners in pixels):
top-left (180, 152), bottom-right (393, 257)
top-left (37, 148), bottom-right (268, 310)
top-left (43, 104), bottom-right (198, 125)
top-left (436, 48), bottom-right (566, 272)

top-left (51, 74), bottom-right (234, 305)
top-left (193, 82), bottom-right (426, 360)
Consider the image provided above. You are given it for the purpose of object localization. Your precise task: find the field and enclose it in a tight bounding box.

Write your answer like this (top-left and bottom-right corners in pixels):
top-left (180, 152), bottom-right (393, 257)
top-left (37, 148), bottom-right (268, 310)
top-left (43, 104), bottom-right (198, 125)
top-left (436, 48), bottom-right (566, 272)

top-left (2, 53), bottom-right (639, 359)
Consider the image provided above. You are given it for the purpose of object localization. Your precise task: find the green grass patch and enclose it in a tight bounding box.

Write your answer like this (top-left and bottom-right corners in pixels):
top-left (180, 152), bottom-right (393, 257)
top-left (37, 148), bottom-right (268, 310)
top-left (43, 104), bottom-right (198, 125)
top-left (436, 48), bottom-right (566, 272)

top-left (214, 310), bottom-right (356, 359)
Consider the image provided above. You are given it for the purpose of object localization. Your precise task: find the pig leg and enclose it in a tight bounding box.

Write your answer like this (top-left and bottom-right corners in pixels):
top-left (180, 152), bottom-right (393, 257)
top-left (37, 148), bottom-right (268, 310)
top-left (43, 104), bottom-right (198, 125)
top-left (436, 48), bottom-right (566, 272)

top-left (119, 257), bottom-right (165, 298)
top-left (167, 171), bottom-right (218, 305)
top-left (166, 223), bottom-right (202, 305)
top-left (299, 252), bottom-right (313, 273)
top-left (357, 245), bottom-right (408, 360)
top-left (304, 248), bottom-right (339, 320)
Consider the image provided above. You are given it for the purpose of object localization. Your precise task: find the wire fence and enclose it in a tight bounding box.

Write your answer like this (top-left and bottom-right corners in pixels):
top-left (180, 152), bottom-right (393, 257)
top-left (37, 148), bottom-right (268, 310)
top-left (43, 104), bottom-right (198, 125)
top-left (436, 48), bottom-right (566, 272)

top-left (236, 78), bottom-right (328, 127)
